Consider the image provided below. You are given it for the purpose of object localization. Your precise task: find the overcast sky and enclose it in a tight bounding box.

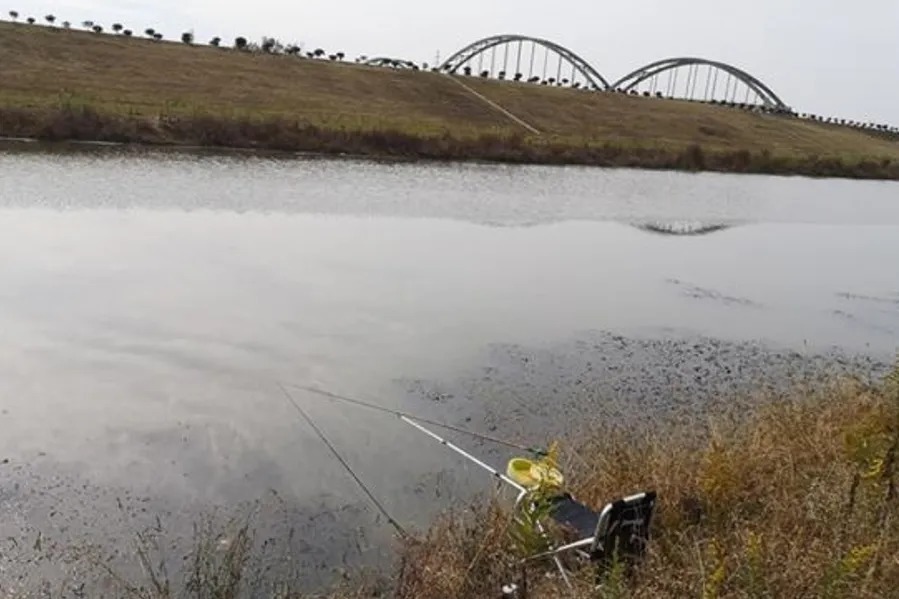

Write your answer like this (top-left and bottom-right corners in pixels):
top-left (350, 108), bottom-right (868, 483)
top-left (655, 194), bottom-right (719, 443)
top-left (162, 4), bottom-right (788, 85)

top-left (11, 0), bottom-right (899, 124)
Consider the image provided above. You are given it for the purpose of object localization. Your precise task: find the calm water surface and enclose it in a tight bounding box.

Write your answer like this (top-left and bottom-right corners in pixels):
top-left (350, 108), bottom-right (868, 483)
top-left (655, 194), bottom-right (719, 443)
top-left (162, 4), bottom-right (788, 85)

top-left (1, 147), bottom-right (897, 589)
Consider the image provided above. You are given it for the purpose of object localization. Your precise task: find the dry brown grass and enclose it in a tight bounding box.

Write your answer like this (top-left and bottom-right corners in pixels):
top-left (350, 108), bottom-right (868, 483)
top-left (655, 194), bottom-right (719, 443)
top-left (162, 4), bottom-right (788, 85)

top-left (388, 370), bottom-right (899, 599)
top-left (463, 78), bottom-right (899, 160)
top-left (0, 21), bottom-right (507, 137)
top-left (1, 20), bottom-right (898, 179)
top-left (2, 105), bottom-right (897, 180)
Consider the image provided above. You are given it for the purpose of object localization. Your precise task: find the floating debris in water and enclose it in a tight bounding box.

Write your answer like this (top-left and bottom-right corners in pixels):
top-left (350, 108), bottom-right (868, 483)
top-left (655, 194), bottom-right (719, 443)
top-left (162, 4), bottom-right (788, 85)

top-left (666, 278), bottom-right (762, 307)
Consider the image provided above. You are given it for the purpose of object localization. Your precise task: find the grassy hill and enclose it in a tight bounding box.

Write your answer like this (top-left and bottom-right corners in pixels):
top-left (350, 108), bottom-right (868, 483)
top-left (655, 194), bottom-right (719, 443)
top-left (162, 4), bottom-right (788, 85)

top-left (1, 20), bottom-right (898, 179)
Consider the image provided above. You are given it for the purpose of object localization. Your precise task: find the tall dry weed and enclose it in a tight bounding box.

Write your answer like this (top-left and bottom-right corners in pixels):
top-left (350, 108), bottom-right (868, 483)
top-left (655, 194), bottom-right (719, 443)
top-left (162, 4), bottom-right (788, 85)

top-left (388, 371), bottom-right (899, 598)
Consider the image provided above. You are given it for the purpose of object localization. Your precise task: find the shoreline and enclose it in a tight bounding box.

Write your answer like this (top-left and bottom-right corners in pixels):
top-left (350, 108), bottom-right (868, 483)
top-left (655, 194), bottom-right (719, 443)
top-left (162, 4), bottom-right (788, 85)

top-left (3, 333), bottom-right (894, 596)
top-left (2, 106), bottom-right (899, 181)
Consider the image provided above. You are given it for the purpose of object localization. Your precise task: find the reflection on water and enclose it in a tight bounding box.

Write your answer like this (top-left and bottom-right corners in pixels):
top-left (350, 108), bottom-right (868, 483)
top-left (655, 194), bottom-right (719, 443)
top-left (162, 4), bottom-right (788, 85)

top-left (634, 221), bottom-right (736, 236)
top-left (1, 147), bottom-right (898, 589)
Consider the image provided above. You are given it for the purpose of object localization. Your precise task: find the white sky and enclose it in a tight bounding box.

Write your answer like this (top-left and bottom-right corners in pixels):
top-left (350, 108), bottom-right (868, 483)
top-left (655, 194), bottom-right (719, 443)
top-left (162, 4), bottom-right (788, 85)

top-left (10, 0), bottom-right (899, 124)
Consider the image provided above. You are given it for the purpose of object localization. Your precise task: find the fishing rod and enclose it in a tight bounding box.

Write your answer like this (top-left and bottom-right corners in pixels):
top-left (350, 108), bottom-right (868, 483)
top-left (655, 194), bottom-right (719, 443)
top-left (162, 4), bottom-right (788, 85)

top-left (284, 381), bottom-right (529, 491)
top-left (277, 382), bottom-right (529, 540)
top-left (283, 382), bottom-right (549, 457)
top-left (277, 383), bottom-right (410, 540)
top-left (399, 415), bottom-right (526, 493)
top-left (399, 409), bottom-right (572, 590)
top-left (279, 382), bottom-right (571, 586)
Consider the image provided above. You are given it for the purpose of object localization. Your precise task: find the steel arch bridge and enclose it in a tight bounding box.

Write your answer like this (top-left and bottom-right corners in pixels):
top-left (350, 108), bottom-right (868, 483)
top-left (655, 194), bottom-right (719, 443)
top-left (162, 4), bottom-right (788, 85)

top-left (610, 58), bottom-right (788, 110)
top-left (437, 35), bottom-right (788, 110)
top-left (440, 34), bottom-right (611, 90)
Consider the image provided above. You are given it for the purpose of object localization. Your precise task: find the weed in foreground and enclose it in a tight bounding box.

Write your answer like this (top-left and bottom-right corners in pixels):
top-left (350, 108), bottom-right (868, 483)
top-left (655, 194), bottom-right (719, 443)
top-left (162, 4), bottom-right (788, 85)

top-left (391, 366), bottom-right (899, 598)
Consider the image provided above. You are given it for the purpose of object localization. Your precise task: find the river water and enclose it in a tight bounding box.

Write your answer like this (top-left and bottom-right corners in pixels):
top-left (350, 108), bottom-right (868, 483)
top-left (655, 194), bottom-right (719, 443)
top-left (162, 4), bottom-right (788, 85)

top-left (1, 147), bottom-right (897, 592)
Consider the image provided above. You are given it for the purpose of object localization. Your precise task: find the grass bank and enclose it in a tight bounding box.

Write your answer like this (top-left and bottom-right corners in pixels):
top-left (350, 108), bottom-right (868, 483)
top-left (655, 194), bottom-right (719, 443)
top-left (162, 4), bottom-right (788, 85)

top-left (3, 105), bottom-right (898, 180)
top-left (1, 21), bottom-right (898, 179)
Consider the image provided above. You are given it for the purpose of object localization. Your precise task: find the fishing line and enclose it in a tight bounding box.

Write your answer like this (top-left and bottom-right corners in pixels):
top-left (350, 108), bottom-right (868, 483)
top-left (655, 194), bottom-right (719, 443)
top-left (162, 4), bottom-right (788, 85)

top-left (283, 382), bottom-right (547, 455)
top-left (277, 382), bottom-right (409, 540)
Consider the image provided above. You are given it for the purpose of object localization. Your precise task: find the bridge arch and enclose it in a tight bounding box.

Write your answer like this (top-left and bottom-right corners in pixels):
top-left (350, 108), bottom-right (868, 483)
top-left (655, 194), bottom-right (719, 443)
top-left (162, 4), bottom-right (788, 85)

top-left (440, 35), bottom-right (611, 90)
top-left (611, 57), bottom-right (788, 110)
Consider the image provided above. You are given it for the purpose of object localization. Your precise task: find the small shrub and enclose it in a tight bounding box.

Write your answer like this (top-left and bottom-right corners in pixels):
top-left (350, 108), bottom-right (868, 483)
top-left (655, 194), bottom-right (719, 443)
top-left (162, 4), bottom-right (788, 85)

top-left (260, 37), bottom-right (276, 53)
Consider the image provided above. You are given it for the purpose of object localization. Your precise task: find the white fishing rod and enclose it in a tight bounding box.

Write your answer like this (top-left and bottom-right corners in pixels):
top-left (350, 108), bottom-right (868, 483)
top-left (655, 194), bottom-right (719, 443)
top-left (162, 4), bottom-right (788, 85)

top-left (400, 414), bottom-right (573, 588)
top-left (278, 382), bottom-right (527, 538)
top-left (399, 415), bottom-right (526, 494)
top-left (284, 382), bottom-right (550, 456)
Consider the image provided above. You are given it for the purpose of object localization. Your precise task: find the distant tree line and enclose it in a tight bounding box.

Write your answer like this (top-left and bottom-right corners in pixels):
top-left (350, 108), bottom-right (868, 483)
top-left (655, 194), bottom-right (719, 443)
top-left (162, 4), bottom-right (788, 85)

top-left (1, 9), bottom-right (348, 59)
